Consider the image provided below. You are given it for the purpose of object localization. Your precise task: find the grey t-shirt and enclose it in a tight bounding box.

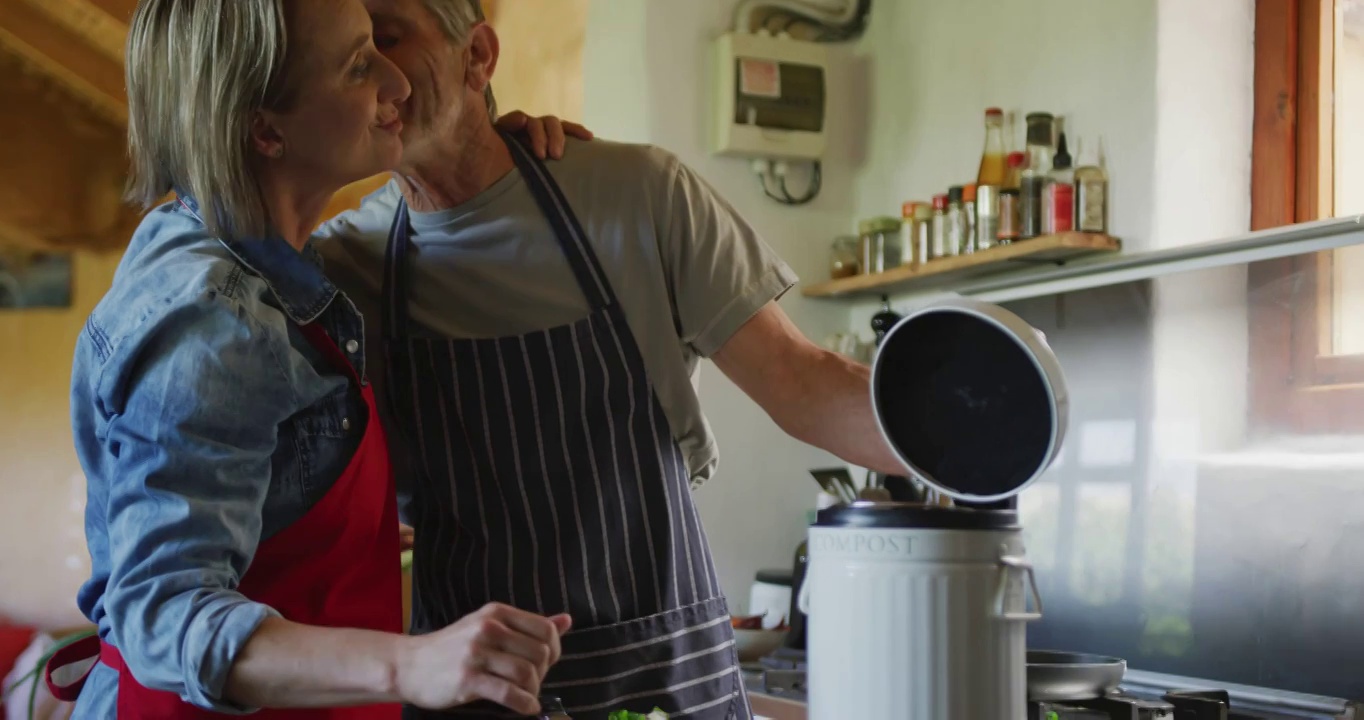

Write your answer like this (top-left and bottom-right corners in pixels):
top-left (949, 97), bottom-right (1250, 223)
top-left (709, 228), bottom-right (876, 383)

top-left (315, 138), bottom-right (796, 485)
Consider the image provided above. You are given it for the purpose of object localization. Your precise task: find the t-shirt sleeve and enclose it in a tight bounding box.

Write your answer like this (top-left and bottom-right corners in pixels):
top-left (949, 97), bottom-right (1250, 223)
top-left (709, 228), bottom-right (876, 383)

top-left (658, 154), bottom-right (798, 357)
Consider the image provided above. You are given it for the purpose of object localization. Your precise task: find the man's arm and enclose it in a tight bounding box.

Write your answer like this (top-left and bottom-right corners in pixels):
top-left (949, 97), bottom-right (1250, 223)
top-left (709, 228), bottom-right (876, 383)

top-left (712, 301), bottom-right (908, 476)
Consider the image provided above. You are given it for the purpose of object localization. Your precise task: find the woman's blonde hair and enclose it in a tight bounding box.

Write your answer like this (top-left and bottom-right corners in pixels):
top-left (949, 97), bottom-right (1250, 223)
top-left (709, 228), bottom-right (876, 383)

top-left (124, 0), bottom-right (298, 240)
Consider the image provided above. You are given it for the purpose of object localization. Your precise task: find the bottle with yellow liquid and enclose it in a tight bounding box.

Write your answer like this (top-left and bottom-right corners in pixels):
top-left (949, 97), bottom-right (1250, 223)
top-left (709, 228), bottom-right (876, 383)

top-left (977, 107), bottom-right (1008, 187)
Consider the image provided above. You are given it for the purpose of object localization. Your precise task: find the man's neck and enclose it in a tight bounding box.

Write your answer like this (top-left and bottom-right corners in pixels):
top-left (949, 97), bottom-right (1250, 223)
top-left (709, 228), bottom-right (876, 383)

top-left (394, 121), bottom-right (514, 213)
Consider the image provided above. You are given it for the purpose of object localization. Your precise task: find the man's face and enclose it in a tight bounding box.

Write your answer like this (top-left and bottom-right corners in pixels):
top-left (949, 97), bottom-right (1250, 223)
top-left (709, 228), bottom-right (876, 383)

top-left (362, 0), bottom-right (471, 162)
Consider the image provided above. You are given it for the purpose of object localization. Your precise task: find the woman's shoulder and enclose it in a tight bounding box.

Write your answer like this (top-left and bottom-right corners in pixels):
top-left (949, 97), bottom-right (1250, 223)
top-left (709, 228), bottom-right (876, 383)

top-left (87, 202), bottom-right (292, 372)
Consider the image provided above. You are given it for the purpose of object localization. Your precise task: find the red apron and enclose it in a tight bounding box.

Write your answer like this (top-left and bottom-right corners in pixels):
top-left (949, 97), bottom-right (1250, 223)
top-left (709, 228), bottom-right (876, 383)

top-left (46, 322), bottom-right (403, 719)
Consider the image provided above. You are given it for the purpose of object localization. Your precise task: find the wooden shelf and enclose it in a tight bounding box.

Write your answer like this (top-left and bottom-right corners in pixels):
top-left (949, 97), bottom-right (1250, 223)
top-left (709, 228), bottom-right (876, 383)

top-left (801, 232), bottom-right (1122, 299)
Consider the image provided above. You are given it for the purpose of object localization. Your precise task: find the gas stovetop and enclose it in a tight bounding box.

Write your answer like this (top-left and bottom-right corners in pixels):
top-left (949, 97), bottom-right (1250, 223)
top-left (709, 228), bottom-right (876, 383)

top-left (743, 650), bottom-right (1356, 720)
top-left (1032, 690), bottom-right (1236, 719)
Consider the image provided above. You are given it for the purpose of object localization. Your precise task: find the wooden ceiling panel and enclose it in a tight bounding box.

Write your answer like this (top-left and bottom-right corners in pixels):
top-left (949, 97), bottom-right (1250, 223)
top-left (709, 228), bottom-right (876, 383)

top-left (84, 0), bottom-right (138, 24)
top-left (0, 0), bottom-right (126, 126)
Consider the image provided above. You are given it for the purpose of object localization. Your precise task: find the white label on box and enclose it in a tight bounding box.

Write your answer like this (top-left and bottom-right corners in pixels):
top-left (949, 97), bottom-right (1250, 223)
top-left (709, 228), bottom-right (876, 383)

top-left (739, 57), bottom-right (781, 98)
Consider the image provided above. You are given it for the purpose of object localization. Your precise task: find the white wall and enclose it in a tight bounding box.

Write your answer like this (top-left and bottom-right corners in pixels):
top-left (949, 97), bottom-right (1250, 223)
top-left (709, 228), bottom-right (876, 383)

top-left (584, 0), bottom-right (864, 609)
top-left (579, 0), bottom-right (1257, 618)
top-left (849, 0), bottom-right (1157, 250)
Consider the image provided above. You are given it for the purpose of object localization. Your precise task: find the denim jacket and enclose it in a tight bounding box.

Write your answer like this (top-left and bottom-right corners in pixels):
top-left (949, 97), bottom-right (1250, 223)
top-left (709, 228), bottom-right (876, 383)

top-left (70, 198), bottom-right (370, 715)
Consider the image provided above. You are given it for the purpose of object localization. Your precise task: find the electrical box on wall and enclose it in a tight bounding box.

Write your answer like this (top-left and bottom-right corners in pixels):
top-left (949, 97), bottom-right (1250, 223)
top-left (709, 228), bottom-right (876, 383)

top-left (711, 31), bottom-right (828, 161)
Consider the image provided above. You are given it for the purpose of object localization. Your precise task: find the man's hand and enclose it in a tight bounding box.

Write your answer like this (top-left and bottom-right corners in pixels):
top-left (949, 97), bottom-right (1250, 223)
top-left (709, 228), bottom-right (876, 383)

top-left (493, 111), bottom-right (594, 160)
top-left (397, 603), bottom-right (574, 715)
top-left (399, 524), bottom-right (415, 553)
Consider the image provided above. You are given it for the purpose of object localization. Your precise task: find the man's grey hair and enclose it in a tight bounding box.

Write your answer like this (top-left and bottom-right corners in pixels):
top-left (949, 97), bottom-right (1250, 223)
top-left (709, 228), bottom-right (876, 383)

top-left (422, 0), bottom-right (498, 119)
top-left (124, 0), bottom-right (297, 241)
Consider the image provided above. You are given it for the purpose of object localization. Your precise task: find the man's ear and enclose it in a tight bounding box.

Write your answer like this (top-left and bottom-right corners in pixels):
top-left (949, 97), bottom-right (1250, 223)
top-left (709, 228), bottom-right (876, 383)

top-left (249, 112), bottom-right (288, 159)
top-left (465, 22), bottom-right (500, 94)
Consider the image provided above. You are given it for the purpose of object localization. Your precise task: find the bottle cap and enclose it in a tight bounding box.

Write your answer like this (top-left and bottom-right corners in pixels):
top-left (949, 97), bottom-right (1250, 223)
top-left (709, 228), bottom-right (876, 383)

top-left (1053, 132), bottom-right (1073, 170)
top-left (932, 194), bottom-right (949, 211)
top-left (902, 201), bottom-right (921, 218)
top-left (962, 184), bottom-right (978, 202)
top-left (948, 186), bottom-right (963, 204)
top-left (985, 107), bottom-right (1003, 118)
top-left (1007, 151), bottom-right (1028, 169)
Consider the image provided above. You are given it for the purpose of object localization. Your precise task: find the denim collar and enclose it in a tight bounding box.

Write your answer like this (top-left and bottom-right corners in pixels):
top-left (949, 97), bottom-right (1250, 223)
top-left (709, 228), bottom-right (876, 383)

top-left (176, 193), bottom-right (338, 324)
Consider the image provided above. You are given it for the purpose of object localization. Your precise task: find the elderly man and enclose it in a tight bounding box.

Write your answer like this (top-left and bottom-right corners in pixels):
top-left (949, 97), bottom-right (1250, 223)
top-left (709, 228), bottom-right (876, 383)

top-left (317, 0), bottom-right (907, 717)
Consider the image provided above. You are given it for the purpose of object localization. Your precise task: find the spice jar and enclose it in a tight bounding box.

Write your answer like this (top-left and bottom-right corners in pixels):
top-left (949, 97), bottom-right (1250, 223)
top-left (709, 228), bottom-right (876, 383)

top-left (829, 235), bottom-right (860, 279)
top-left (944, 187), bottom-right (966, 258)
top-left (961, 184), bottom-right (978, 255)
top-left (858, 217), bottom-right (902, 274)
top-left (900, 201), bottom-right (929, 267)
top-left (913, 203), bottom-right (933, 263)
top-left (997, 189), bottom-right (1021, 245)
top-left (929, 194), bottom-right (949, 260)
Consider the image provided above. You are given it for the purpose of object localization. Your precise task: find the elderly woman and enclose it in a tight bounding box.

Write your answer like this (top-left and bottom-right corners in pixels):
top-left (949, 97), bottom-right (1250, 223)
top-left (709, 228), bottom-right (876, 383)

top-left (43, 0), bottom-right (585, 717)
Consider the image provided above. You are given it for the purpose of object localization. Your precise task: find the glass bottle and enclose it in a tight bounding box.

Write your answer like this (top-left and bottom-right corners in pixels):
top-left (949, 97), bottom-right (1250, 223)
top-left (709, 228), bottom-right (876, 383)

top-left (1043, 130), bottom-right (1074, 235)
top-left (1005, 152), bottom-right (1026, 191)
top-left (1074, 136), bottom-right (1110, 233)
top-left (1018, 112), bottom-right (1054, 239)
top-left (976, 108), bottom-right (1008, 187)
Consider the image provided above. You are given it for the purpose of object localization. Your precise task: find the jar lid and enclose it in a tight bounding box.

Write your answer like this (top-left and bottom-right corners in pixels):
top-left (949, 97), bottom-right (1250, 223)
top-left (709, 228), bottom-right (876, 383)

top-left (871, 299), bottom-right (1068, 503)
top-left (858, 216), bottom-right (901, 234)
top-left (815, 501), bottom-right (1018, 530)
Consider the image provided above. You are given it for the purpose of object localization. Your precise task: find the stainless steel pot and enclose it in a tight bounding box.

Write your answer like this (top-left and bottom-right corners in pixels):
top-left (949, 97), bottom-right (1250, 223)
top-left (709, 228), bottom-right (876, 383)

top-left (1027, 650), bottom-right (1127, 701)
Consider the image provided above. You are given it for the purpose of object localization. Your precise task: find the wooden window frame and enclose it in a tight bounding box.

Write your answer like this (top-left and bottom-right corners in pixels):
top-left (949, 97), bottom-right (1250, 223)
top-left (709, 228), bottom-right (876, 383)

top-left (1249, 0), bottom-right (1364, 434)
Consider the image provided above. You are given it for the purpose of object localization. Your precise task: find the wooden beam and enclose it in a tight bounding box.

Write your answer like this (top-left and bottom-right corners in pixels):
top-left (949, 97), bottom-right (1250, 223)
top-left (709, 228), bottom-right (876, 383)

top-left (0, 0), bottom-right (126, 126)
top-left (16, 0), bottom-right (125, 65)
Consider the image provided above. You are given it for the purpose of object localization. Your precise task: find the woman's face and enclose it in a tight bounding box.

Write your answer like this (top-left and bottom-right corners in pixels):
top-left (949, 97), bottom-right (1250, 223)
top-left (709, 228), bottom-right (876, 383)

top-left (259, 0), bottom-right (411, 191)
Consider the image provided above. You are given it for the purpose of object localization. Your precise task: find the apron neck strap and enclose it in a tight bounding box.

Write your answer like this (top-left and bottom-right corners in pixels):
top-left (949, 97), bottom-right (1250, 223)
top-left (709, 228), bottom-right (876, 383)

top-left (499, 129), bottom-right (617, 311)
top-left (382, 199), bottom-right (413, 342)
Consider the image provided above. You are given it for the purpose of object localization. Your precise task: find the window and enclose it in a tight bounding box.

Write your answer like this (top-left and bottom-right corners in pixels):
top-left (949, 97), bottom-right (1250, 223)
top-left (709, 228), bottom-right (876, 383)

top-left (1250, 0), bottom-right (1364, 434)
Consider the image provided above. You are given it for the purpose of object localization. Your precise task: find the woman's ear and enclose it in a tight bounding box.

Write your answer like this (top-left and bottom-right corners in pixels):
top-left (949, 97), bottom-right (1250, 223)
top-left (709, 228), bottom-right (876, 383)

top-left (464, 22), bottom-right (500, 94)
top-left (250, 113), bottom-right (287, 159)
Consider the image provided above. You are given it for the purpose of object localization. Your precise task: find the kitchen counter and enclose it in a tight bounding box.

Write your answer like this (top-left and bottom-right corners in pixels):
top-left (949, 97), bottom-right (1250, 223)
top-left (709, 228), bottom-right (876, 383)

top-left (749, 692), bottom-right (806, 720)
top-left (743, 668), bottom-right (806, 720)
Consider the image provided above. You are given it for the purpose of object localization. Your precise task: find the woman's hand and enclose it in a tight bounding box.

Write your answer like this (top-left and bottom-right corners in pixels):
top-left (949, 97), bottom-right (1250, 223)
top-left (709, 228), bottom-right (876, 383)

top-left (397, 602), bottom-right (574, 715)
top-left (493, 111), bottom-right (594, 160)
top-left (398, 524), bottom-right (415, 553)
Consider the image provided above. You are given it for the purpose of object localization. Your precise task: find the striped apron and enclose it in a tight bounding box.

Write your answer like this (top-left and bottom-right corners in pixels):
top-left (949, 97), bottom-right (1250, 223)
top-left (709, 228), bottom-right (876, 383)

top-left (382, 131), bottom-right (750, 720)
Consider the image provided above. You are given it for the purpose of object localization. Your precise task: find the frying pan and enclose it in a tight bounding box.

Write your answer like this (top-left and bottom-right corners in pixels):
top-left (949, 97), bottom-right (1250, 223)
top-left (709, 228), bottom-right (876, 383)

top-left (1027, 650), bottom-right (1127, 701)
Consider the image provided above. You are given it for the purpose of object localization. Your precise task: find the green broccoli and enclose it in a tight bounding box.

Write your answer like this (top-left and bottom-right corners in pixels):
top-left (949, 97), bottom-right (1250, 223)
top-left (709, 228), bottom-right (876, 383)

top-left (606, 709), bottom-right (669, 720)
